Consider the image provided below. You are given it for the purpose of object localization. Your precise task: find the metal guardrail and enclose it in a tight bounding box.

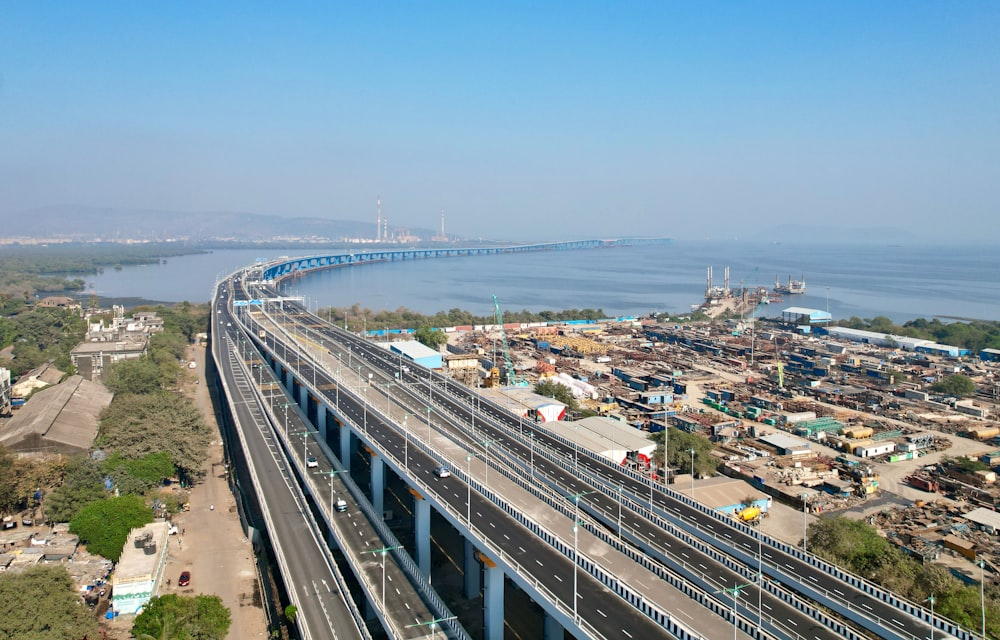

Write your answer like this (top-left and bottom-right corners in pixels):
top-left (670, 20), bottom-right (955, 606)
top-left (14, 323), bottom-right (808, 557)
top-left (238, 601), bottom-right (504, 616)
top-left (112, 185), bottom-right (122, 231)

top-left (216, 335), bottom-right (372, 640)
top-left (313, 348), bottom-right (707, 640)
top-left (505, 405), bottom-right (966, 640)
top-left (246, 310), bottom-right (471, 640)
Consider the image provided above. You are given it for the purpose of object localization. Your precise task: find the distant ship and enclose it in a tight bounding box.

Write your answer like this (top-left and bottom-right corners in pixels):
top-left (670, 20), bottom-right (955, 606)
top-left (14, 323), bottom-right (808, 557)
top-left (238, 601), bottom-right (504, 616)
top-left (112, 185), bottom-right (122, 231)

top-left (774, 274), bottom-right (806, 295)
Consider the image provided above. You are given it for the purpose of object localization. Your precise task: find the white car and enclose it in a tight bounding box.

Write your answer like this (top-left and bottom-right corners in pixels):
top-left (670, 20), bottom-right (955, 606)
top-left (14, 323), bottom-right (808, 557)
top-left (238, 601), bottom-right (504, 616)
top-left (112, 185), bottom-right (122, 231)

top-left (306, 456), bottom-right (319, 468)
top-left (433, 466), bottom-right (451, 478)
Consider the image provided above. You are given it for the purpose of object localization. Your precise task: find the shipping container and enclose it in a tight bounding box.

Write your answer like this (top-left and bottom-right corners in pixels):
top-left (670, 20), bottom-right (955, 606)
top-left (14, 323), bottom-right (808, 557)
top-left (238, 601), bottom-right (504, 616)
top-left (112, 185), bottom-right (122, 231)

top-left (843, 426), bottom-right (874, 439)
top-left (969, 427), bottom-right (1000, 441)
top-left (907, 476), bottom-right (940, 492)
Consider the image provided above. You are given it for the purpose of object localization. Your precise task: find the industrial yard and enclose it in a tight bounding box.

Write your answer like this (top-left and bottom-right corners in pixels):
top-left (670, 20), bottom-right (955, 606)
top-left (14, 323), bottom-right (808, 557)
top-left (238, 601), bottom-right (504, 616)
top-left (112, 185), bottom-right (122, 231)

top-left (434, 308), bottom-right (1000, 584)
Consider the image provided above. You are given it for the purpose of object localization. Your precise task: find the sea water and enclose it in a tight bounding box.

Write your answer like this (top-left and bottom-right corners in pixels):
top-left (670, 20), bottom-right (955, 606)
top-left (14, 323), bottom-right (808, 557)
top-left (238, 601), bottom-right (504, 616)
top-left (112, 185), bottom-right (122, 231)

top-left (79, 241), bottom-right (1000, 323)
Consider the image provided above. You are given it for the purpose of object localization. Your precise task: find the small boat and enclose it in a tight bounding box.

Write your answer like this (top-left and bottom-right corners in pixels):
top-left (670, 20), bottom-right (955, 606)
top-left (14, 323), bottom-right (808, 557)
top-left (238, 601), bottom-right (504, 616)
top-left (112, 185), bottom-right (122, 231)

top-left (774, 274), bottom-right (806, 295)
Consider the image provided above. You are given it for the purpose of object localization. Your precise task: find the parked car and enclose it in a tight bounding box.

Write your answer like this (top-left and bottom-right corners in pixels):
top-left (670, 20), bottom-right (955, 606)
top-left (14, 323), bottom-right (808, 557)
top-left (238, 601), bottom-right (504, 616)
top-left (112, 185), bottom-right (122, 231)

top-left (306, 456), bottom-right (319, 468)
top-left (178, 571), bottom-right (191, 587)
top-left (433, 466), bottom-right (452, 478)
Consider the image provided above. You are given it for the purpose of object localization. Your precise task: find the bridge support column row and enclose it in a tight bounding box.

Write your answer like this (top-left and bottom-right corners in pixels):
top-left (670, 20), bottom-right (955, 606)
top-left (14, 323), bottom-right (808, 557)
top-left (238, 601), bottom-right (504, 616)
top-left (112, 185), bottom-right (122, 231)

top-left (370, 452), bottom-right (384, 517)
top-left (464, 538), bottom-right (480, 598)
top-left (337, 423), bottom-right (349, 472)
top-left (543, 614), bottom-right (565, 640)
top-left (479, 552), bottom-right (504, 640)
top-left (411, 490), bottom-right (430, 577)
top-left (316, 404), bottom-right (327, 442)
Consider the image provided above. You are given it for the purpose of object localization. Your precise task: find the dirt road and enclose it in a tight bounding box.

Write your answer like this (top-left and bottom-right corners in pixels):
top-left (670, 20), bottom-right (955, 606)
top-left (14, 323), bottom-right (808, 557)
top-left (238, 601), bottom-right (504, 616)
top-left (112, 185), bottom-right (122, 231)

top-left (157, 344), bottom-right (268, 639)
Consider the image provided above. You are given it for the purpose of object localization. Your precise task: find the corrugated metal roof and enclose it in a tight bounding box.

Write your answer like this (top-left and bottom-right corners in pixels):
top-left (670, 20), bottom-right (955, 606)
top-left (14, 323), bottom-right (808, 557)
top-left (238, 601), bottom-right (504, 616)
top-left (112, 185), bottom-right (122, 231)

top-left (387, 340), bottom-right (440, 359)
top-left (759, 432), bottom-right (810, 451)
top-left (964, 507), bottom-right (1000, 530)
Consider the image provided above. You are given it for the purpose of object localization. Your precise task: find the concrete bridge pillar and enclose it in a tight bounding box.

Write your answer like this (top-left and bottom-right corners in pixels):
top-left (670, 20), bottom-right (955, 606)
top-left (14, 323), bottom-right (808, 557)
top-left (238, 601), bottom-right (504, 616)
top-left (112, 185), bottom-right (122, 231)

top-left (411, 489), bottom-right (431, 577)
top-left (479, 552), bottom-right (504, 640)
top-left (298, 381), bottom-right (308, 410)
top-left (316, 403), bottom-right (328, 442)
top-left (370, 451), bottom-right (384, 516)
top-left (543, 613), bottom-right (565, 640)
top-left (464, 538), bottom-right (480, 598)
top-left (340, 424), bottom-right (352, 474)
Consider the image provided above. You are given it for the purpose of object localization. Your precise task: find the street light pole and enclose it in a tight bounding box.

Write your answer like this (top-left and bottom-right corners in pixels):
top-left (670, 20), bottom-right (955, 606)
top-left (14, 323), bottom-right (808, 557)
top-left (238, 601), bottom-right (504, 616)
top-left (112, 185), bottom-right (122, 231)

top-left (295, 430), bottom-right (310, 465)
top-left (465, 454), bottom-right (476, 525)
top-left (802, 493), bottom-right (809, 553)
top-left (690, 448), bottom-right (696, 498)
top-left (568, 488), bottom-right (595, 624)
top-left (478, 438), bottom-right (496, 488)
top-left (406, 616), bottom-right (457, 640)
top-left (316, 469), bottom-right (345, 515)
top-left (926, 594), bottom-right (936, 640)
top-left (335, 353), bottom-right (341, 409)
top-left (717, 582), bottom-right (752, 640)
top-left (664, 427), bottom-right (670, 487)
top-left (980, 558), bottom-right (987, 640)
top-left (282, 403), bottom-right (290, 439)
top-left (426, 407), bottom-right (432, 446)
top-left (528, 432), bottom-right (534, 478)
top-left (618, 483), bottom-right (624, 537)
top-left (370, 544), bottom-right (402, 613)
top-left (573, 423), bottom-right (580, 475)
top-left (758, 533), bottom-right (764, 631)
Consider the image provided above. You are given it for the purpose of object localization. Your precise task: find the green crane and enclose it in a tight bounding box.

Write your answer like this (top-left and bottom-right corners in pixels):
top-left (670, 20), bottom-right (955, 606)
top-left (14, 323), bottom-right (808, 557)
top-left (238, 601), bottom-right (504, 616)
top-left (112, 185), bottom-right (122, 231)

top-left (493, 294), bottom-right (527, 386)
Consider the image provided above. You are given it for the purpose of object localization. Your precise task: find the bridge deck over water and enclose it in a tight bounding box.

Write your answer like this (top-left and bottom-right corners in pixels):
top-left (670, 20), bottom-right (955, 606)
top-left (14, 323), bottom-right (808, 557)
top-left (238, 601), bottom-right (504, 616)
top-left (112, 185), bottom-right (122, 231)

top-left (259, 237), bottom-right (670, 281)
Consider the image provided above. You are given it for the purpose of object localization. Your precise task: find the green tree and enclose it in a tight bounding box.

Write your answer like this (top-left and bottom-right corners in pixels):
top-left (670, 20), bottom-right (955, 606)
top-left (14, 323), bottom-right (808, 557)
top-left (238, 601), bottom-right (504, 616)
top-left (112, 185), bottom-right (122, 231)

top-left (132, 594), bottom-right (232, 640)
top-left (412, 325), bottom-right (447, 350)
top-left (534, 379), bottom-right (579, 412)
top-left (43, 456), bottom-right (107, 523)
top-left (105, 357), bottom-right (168, 395)
top-left (808, 515), bottom-right (1000, 636)
top-left (0, 447), bottom-right (17, 514)
top-left (2, 307), bottom-right (86, 376)
top-left (0, 564), bottom-right (99, 640)
top-left (97, 391), bottom-right (211, 478)
top-left (103, 451), bottom-right (177, 495)
top-left (0, 447), bottom-right (65, 515)
top-left (944, 456), bottom-right (990, 474)
top-left (69, 494), bottom-right (153, 562)
top-left (649, 427), bottom-right (717, 477)
top-left (931, 374), bottom-right (976, 397)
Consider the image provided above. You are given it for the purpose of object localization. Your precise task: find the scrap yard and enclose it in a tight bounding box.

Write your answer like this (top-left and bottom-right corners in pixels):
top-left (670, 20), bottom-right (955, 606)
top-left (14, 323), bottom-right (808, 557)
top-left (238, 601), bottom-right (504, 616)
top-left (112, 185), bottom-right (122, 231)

top-left (432, 306), bottom-right (1000, 584)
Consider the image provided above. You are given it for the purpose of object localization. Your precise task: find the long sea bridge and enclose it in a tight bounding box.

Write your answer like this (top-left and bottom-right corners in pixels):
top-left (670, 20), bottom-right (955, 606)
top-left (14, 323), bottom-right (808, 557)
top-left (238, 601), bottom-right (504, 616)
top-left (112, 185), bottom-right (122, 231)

top-left (259, 237), bottom-right (671, 281)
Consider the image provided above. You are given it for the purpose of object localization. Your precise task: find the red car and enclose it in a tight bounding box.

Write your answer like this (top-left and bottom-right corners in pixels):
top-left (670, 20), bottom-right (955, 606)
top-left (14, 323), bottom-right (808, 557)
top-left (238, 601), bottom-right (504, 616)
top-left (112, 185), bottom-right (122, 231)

top-left (178, 571), bottom-right (191, 587)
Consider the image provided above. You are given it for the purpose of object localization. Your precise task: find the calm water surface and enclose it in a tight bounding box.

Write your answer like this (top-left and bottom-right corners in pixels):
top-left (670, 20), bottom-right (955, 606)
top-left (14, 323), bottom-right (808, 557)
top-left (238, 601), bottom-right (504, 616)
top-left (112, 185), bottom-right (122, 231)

top-left (78, 242), bottom-right (1000, 323)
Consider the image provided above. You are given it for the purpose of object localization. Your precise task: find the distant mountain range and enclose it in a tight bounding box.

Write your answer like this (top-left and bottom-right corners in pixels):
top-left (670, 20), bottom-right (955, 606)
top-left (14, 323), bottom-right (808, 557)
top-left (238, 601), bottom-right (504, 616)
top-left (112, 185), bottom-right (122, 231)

top-left (9, 206), bottom-right (438, 243)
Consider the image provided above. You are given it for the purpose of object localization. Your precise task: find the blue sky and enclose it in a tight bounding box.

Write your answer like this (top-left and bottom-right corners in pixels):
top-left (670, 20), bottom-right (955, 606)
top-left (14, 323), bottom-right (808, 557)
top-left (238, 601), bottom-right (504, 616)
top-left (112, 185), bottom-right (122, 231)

top-left (1, 2), bottom-right (997, 241)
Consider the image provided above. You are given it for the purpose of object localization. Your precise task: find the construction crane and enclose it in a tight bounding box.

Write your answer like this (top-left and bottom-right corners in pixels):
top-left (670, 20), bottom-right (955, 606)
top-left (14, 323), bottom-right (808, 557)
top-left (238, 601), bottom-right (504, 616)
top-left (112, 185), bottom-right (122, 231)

top-left (493, 294), bottom-right (527, 386)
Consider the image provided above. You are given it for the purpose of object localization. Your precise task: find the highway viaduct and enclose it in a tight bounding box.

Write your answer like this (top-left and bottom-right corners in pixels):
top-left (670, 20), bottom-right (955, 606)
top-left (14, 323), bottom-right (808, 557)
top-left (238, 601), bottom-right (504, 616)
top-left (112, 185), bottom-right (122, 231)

top-left (209, 241), bottom-right (977, 640)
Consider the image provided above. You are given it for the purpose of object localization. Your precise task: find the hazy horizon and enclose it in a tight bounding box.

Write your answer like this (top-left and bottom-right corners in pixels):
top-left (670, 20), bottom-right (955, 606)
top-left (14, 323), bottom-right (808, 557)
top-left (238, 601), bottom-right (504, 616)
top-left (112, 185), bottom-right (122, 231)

top-left (2, 3), bottom-right (997, 241)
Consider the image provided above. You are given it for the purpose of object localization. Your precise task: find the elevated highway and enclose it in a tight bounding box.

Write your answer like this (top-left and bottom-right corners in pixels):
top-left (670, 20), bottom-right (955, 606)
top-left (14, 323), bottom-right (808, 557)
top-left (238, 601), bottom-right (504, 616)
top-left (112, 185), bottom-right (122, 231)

top-left (231, 279), bottom-right (708, 639)
top-left (211, 243), bottom-right (980, 640)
